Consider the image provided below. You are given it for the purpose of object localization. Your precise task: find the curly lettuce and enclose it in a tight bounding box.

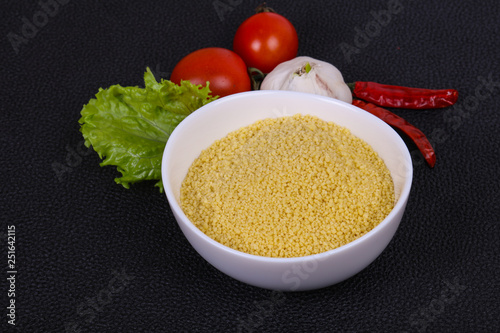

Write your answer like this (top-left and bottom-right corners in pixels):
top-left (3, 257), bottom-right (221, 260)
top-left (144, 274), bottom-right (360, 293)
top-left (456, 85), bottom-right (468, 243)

top-left (79, 68), bottom-right (217, 191)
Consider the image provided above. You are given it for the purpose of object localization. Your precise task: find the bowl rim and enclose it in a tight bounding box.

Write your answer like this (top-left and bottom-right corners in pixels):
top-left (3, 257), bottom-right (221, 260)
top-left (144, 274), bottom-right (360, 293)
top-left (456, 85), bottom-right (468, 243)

top-left (162, 90), bottom-right (413, 263)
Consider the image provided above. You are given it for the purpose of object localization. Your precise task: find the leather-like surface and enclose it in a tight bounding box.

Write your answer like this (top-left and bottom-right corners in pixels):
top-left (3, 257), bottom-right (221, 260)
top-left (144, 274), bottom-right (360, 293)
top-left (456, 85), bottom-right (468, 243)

top-left (1, 0), bottom-right (499, 332)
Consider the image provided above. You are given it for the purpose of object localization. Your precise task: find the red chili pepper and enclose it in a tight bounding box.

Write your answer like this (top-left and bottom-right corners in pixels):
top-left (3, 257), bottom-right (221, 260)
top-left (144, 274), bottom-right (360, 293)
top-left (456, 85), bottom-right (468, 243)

top-left (352, 99), bottom-right (436, 168)
top-left (348, 82), bottom-right (458, 109)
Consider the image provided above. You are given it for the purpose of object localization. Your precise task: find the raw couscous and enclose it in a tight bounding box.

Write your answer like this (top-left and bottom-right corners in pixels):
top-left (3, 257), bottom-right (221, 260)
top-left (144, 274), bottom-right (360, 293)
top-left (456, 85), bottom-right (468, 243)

top-left (180, 114), bottom-right (394, 258)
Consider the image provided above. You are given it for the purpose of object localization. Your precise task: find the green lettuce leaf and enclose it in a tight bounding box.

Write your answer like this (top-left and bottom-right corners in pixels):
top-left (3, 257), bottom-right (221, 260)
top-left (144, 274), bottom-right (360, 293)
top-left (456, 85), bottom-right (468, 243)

top-left (79, 68), bottom-right (217, 191)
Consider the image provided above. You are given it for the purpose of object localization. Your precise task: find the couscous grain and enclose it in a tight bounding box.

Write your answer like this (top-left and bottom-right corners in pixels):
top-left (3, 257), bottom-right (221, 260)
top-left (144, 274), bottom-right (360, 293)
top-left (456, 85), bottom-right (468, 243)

top-left (180, 114), bottom-right (394, 258)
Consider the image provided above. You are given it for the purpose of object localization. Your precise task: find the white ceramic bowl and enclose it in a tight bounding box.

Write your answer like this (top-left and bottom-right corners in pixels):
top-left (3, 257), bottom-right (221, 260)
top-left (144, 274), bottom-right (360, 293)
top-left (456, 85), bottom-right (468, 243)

top-left (162, 90), bottom-right (413, 291)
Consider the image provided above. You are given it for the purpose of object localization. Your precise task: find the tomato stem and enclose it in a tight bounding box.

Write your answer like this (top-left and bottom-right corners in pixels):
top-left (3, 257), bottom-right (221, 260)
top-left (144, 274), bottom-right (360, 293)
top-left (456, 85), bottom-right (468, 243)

top-left (255, 2), bottom-right (276, 13)
top-left (248, 67), bottom-right (267, 90)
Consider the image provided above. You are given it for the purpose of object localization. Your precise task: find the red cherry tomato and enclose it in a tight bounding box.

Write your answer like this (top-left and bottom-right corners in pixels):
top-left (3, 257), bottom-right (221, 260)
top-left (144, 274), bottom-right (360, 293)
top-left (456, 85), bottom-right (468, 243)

top-left (170, 47), bottom-right (251, 97)
top-left (233, 12), bottom-right (298, 73)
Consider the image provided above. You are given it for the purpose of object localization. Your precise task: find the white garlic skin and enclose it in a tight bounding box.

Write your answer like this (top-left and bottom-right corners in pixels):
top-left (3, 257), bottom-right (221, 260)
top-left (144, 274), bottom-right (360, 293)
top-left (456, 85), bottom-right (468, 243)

top-left (260, 56), bottom-right (353, 104)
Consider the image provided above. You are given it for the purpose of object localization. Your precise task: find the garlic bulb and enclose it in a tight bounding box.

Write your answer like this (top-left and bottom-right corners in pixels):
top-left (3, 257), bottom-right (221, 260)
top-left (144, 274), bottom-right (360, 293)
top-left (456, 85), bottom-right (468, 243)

top-left (260, 56), bottom-right (352, 104)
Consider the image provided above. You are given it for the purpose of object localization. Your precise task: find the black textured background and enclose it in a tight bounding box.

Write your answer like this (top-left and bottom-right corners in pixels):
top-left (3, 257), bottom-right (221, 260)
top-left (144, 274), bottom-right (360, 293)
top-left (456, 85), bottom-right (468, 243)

top-left (1, 0), bottom-right (499, 332)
